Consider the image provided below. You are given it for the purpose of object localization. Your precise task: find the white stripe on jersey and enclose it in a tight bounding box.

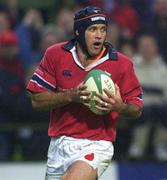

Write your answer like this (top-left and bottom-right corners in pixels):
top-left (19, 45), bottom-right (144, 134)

top-left (30, 79), bottom-right (45, 88)
top-left (34, 72), bottom-right (56, 88)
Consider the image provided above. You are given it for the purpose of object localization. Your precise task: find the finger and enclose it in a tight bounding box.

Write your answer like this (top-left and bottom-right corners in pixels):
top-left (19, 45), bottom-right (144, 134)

top-left (95, 92), bottom-right (103, 99)
top-left (79, 90), bottom-right (91, 97)
top-left (83, 102), bottom-right (90, 108)
top-left (96, 92), bottom-right (115, 105)
top-left (96, 92), bottom-right (110, 102)
top-left (115, 83), bottom-right (119, 90)
top-left (94, 96), bottom-right (103, 104)
top-left (104, 102), bottom-right (108, 107)
top-left (103, 88), bottom-right (114, 98)
top-left (80, 96), bottom-right (87, 101)
top-left (95, 104), bottom-right (109, 111)
top-left (80, 95), bottom-right (91, 103)
top-left (78, 84), bottom-right (88, 90)
top-left (95, 98), bottom-right (109, 108)
top-left (101, 101), bottom-right (110, 108)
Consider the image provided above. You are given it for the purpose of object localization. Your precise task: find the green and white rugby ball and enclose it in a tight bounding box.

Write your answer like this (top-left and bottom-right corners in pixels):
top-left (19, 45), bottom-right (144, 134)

top-left (84, 69), bottom-right (115, 115)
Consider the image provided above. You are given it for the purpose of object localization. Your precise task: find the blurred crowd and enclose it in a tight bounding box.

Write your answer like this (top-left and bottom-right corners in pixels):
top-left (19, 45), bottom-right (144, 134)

top-left (0, 0), bottom-right (167, 162)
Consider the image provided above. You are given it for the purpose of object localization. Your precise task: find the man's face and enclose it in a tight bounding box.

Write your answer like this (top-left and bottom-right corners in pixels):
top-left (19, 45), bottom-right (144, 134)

top-left (85, 24), bottom-right (107, 57)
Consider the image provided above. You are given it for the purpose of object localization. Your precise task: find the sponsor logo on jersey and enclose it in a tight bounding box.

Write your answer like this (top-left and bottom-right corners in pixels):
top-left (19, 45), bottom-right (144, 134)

top-left (62, 70), bottom-right (72, 77)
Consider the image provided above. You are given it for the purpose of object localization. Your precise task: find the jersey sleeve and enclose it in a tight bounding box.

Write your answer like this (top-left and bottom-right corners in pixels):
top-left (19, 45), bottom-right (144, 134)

top-left (26, 48), bottom-right (56, 93)
top-left (119, 60), bottom-right (143, 108)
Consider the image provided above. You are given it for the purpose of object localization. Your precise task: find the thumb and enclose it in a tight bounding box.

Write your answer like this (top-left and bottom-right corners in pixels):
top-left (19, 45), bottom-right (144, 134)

top-left (115, 83), bottom-right (119, 91)
top-left (115, 84), bottom-right (121, 95)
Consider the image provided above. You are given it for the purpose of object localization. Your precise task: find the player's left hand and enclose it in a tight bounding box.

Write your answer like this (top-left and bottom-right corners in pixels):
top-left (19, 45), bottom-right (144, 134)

top-left (95, 84), bottom-right (124, 113)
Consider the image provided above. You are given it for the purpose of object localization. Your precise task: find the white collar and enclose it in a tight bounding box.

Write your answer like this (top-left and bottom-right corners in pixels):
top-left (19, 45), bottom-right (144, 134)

top-left (70, 46), bottom-right (109, 71)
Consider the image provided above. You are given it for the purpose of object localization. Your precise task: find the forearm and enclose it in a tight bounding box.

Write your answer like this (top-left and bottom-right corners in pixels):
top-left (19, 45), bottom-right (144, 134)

top-left (119, 102), bottom-right (142, 119)
top-left (30, 89), bottom-right (78, 110)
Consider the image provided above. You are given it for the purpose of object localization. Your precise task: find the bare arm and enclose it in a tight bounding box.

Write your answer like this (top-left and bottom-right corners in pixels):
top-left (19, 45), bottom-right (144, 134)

top-left (117, 102), bottom-right (142, 119)
top-left (30, 84), bottom-right (91, 110)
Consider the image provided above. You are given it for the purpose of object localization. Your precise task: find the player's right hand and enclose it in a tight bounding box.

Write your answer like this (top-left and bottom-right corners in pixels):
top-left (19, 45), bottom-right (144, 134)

top-left (70, 84), bottom-right (92, 106)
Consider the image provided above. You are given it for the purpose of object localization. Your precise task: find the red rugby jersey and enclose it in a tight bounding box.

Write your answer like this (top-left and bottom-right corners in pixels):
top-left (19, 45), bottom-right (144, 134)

top-left (27, 40), bottom-right (143, 142)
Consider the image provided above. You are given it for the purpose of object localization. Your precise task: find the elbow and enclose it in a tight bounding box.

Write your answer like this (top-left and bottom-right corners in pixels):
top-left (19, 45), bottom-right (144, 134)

top-left (120, 104), bottom-right (143, 119)
top-left (133, 110), bottom-right (142, 119)
top-left (31, 99), bottom-right (49, 110)
top-left (31, 100), bottom-right (42, 110)
top-left (30, 93), bottom-right (45, 110)
top-left (132, 107), bottom-right (143, 119)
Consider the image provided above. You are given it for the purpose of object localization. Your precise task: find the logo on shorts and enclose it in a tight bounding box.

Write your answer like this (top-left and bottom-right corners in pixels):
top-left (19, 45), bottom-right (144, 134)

top-left (84, 153), bottom-right (94, 161)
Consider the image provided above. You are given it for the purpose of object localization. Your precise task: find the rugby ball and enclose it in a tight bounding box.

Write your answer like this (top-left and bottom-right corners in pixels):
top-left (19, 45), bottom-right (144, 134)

top-left (84, 69), bottom-right (115, 115)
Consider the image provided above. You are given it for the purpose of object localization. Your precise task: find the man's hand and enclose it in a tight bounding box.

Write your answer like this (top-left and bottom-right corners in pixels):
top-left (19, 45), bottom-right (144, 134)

top-left (95, 84), bottom-right (142, 118)
top-left (95, 84), bottom-right (123, 112)
top-left (70, 84), bottom-right (92, 107)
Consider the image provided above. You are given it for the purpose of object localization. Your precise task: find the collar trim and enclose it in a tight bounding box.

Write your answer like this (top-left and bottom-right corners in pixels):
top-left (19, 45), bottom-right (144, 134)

top-left (62, 39), bottom-right (118, 61)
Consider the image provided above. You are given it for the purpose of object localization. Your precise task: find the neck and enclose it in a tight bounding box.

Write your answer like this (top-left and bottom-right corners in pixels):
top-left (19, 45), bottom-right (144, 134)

top-left (76, 44), bottom-right (105, 67)
top-left (77, 43), bottom-right (87, 60)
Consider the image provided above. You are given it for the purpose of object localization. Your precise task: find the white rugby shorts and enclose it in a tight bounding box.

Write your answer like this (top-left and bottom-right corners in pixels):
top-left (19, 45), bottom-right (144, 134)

top-left (45, 136), bottom-right (114, 180)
